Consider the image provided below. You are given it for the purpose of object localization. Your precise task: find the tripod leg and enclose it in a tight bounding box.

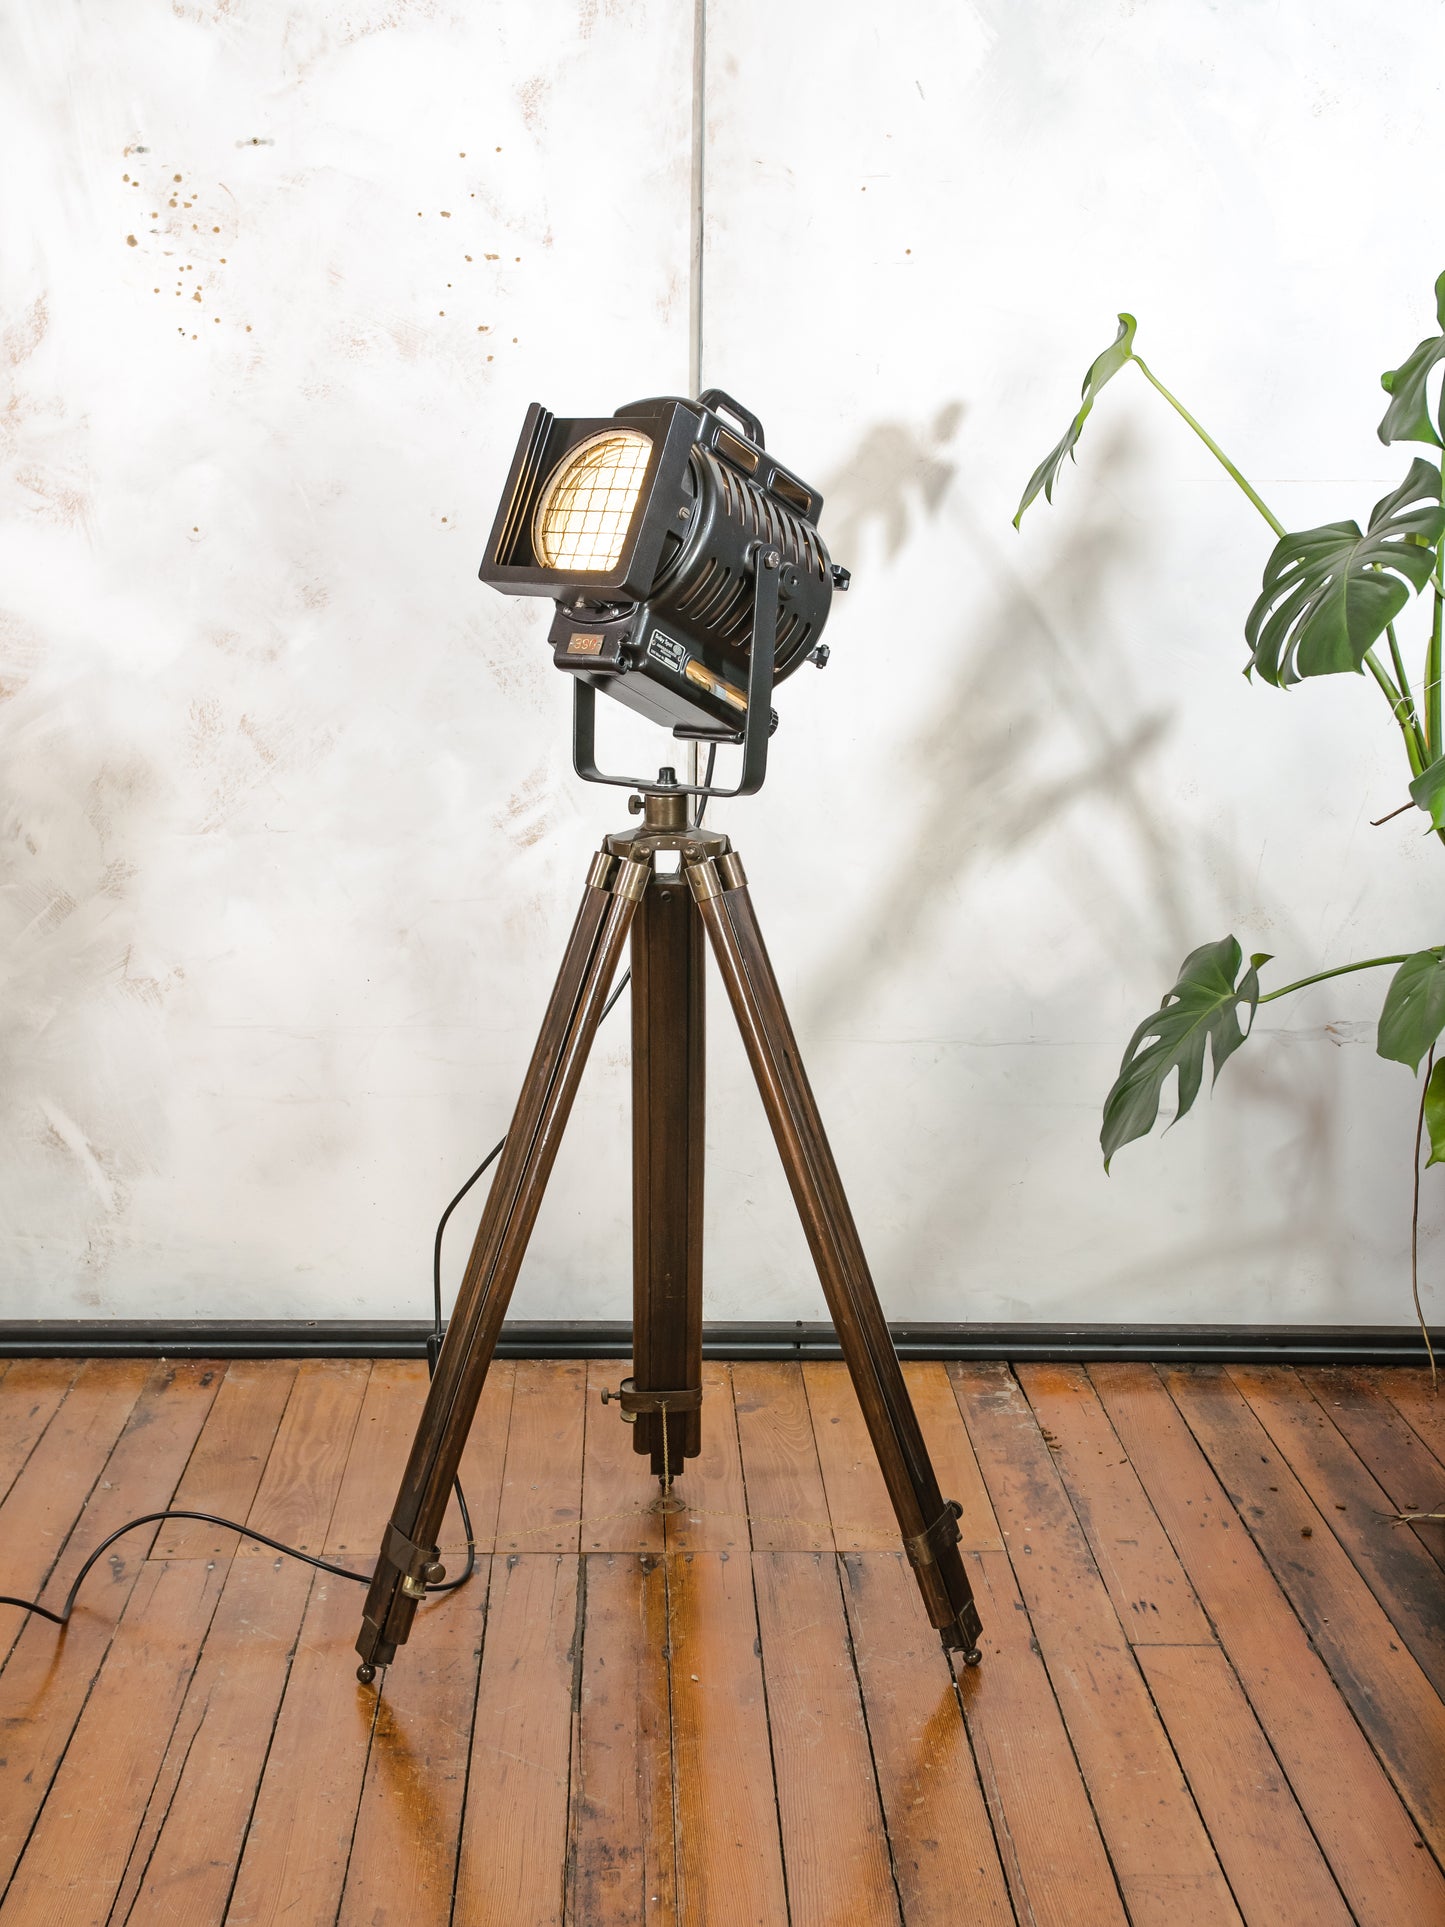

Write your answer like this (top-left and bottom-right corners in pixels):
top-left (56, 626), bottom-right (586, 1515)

top-left (629, 872), bottom-right (706, 1477)
top-left (356, 846), bottom-right (651, 1677)
top-left (687, 851), bottom-right (983, 1658)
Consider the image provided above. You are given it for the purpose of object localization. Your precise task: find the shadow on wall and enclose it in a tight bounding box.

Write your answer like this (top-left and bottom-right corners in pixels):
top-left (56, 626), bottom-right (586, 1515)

top-left (800, 405), bottom-right (1351, 1319)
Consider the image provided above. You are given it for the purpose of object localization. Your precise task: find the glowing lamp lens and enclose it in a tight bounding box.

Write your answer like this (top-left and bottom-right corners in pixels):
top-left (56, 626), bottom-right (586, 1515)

top-left (532, 429), bottom-right (653, 572)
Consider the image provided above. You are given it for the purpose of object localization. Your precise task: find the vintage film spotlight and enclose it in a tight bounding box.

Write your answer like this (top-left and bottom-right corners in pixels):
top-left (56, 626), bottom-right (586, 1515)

top-left (356, 389), bottom-right (983, 1681)
top-left (480, 388), bottom-right (847, 794)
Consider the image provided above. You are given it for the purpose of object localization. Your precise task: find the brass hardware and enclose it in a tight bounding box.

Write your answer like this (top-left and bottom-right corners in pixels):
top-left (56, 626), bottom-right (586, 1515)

top-left (716, 851), bottom-right (747, 891)
top-left (684, 658), bottom-right (748, 713)
top-left (601, 1375), bottom-right (703, 1420)
top-left (587, 851), bottom-right (619, 891)
top-left (902, 1500), bottom-right (963, 1571)
top-left (611, 856), bottom-right (651, 903)
top-left (642, 789), bottom-right (689, 833)
top-left (604, 823), bottom-right (730, 862)
top-left (386, 1522), bottom-right (444, 1597)
top-left (686, 857), bottom-right (724, 903)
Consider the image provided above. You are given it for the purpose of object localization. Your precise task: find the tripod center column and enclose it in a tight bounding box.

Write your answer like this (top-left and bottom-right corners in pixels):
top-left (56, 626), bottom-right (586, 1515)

top-left (628, 844), bottom-right (707, 1477)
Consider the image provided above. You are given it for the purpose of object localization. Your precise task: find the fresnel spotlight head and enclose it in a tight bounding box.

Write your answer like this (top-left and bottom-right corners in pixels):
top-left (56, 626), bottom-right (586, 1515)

top-left (478, 388), bottom-right (849, 798)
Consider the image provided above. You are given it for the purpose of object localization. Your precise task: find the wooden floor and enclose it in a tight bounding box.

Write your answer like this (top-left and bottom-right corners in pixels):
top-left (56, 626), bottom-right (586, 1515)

top-left (0, 1357), bottom-right (1441, 1924)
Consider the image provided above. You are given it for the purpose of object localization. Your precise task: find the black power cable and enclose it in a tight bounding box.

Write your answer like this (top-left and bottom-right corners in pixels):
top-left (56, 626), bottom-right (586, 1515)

top-left (0, 750), bottom-right (720, 1637)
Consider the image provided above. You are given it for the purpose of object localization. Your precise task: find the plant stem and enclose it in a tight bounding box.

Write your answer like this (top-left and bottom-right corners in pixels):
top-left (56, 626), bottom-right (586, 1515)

top-left (1412, 1046), bottom-right (1437, 1388)
top-left (1131, 355), bottom-right (1287, 537)
top-left (1256, 953), bottom-right (1428, 1004)
top-left (1430, 505), bottom-right (1444, 759)
top-left (1129, 354), bottom-right (1428, 763)
top-left (1386, 621), bottom-right (1428, 770)
top-left (1365, 647), bottom-right (1428, 775)
top-left (1140, 350), bottom-right (1441, 770)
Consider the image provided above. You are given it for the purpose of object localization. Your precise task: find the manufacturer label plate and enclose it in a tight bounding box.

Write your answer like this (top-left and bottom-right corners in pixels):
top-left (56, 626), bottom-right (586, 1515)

top-left (646, 629), bottom-right (687, 673)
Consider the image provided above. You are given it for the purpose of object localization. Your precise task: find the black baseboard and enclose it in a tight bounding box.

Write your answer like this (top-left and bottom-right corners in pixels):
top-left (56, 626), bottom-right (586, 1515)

top-left (0, 1319), bottom-right (1438, 1368)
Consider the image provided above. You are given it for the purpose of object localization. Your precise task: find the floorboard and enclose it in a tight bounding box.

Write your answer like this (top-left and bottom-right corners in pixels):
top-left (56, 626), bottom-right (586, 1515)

top-left (753, 1548), bottom-right (900, 1927)
top-left (1092, 1360), bottom-right (1445, 1927)
top-left (1226, 1363), bottom-right (1445, 1695)
top-left (951, 1363), bottom-right (1241, 1927)
top-left (667, 1548), bottom-right (788, 1926)
top-left (0, 1354), bottom-right (1439, 1924)
top-left (1162, 1363), bottom-right (1445, 1863)
top-left (1308, 1365), bottom-right (1445, 1570)
top-left (451, 1553), bottom-right (577, 1926)
top-left (1018, 1362), bottom-right (1352, 1927)
top-left (568, 1550), bottom-right (675, 1925)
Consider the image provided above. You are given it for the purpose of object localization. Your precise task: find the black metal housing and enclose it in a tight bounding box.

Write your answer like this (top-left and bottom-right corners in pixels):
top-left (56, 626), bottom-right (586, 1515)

top-left (478, 390), bottom-right (842, 756)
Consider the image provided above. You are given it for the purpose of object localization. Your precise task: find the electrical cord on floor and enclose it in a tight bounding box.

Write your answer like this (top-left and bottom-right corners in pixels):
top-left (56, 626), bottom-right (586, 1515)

top-left (0, 749), bottom-right (721, 1636)
top-left (0, 1510), bottom-right (376, 1627)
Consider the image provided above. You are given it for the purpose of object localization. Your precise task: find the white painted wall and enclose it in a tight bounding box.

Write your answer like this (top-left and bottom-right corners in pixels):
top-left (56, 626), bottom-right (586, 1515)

top-left (2, 0), bottom-right (1441, 1327)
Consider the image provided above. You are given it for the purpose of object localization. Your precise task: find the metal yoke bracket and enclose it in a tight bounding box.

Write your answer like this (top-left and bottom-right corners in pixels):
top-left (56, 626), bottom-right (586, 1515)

top-left (574, 545), bottom-right (783, 800)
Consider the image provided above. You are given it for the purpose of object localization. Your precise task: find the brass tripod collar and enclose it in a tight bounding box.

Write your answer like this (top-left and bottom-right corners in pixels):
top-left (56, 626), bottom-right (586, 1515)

top-left (603, 824), bottom-right (731, 865)
top-left (602, 1375), bottom-right (704, 1418)
top-left (586, 849), bottom-right (653, 899)
top-left (685, 850), bottom-right (747, 902)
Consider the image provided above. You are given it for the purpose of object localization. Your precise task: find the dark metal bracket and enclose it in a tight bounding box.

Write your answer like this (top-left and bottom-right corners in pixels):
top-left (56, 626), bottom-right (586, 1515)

top-left (383, 1520), bottom-right (445, 1598)
top-left (572, 546), bottom-right (782, 801)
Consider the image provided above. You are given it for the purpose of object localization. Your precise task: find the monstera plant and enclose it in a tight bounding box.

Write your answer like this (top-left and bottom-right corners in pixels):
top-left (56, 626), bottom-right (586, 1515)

top-left (1016, 278), bottom-right (1445, 1361)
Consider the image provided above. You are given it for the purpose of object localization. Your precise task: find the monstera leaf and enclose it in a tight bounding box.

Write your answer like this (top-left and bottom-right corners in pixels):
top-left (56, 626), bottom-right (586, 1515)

top-left (1377, 949), bottom-right (1445, 1072)
top-left (1410, 754), bottom-right (1445, 832)
top-left (1244, 459), bottom-right (1445, 685)
top-left (1425, 1060), bottom-right (1445, 1167)
top-left (1102, 937), bottom-right (1270, 1170)
top-left (1014, 314), bottom-right (1137, 528)
top-left (1378, 272), bottom-right (1445, 447)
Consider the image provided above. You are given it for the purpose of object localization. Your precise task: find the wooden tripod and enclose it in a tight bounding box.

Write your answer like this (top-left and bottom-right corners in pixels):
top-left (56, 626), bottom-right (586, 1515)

top-left (355, 789), bottom-right (983, 1679)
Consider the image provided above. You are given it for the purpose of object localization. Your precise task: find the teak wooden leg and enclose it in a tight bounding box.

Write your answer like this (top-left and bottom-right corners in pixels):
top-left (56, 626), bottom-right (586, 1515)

top-left (687, 847), bottom-right (984, 1657)
top-left (628, 871), bottom-right (706, 1476)
top-left (356, 845), bottom-right (649, 1676)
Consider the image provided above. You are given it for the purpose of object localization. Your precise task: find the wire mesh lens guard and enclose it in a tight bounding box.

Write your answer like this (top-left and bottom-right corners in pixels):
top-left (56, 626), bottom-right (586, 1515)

top-left (532, 429), bottom-right (653, 571)
top-left (479, 388), bottom-right (849, 799)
